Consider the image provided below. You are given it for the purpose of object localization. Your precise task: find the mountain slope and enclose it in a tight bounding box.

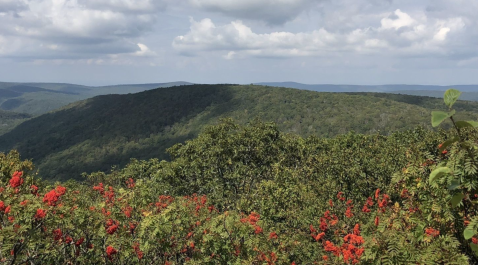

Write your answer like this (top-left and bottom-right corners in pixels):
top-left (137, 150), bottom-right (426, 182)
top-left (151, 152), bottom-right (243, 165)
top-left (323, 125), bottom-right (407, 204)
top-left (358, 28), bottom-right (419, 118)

top-left (390, 90), bottom-right (478, 102)
top-left (256, 82), bottom-right (478, 93)
top-left (0, 81), bottom-right (193, 116)
top-left (256, 82), bottom-right (478, 101)
top-left (1, 84), bottom-right (478, 181)
top-left (0, 110), bottom-right (31, 136)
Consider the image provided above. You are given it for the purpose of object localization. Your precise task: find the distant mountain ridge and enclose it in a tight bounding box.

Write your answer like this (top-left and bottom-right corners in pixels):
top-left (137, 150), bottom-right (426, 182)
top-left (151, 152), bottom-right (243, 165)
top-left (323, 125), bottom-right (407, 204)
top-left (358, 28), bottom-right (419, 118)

top-left (1, 81), bottom-right (476, 117)
top-left (1, 80), bottom-right (477, 138)
top-left (255, 82), bottom-right (478, 93)
top-left (3, 84), bottom-right (478, 181)
top-left (0, 81), bottom-right (193, 116)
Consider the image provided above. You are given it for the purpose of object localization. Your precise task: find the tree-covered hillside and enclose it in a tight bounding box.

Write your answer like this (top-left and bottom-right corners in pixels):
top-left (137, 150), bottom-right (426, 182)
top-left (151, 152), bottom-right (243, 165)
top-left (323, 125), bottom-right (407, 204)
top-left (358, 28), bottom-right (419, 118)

top-left (2, 84), bottom-right (478, 181)
top-left (0, 81), bottom-right (192, 116)
top-left (2, 89), bottom-right (478, 264)
top-left (257, 82), bottom-right (478, 96)
top-left (0, 109), bottom-right (31, 136)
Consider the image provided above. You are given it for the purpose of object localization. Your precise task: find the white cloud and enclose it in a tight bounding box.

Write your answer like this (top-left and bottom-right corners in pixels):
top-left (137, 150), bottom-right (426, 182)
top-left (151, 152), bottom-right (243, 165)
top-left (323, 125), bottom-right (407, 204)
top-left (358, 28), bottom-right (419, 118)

top-left (173, 11), bottom-right (466, 59)
top-left (2, 0), bottom-right (478, 85)
top-left (173, 19), bottom-right (336, 56)
top-left (223, 51), bottom-right (236, 59)
top-left (134, 43), bottom-right (156, 56)
top-left (380, 9), bottom-right (416, 30)
top-left (0, 0), bottom-right (166, 62)
top-left (19, 0), bottom-right (159, 39)
top-left (434, 27), bottom-right (450, 41)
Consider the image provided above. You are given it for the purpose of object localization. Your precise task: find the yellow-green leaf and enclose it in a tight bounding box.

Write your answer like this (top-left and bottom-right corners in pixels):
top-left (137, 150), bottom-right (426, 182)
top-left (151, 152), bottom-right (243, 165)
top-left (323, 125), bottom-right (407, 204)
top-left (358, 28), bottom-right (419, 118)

top-left (429, 167), bottom-right (451, 184)
top-left (464, 227), bottom-right (475, 240)
top-left (444, 89), bottom-right (461, 108)
top-left (431, 110), bottom-right (455, 127)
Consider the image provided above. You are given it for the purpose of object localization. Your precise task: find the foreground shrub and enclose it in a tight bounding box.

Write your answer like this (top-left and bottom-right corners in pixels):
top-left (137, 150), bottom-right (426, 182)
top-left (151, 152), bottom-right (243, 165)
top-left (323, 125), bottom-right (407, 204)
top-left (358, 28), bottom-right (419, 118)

top-left (0, 156), bottom-right (468, 264)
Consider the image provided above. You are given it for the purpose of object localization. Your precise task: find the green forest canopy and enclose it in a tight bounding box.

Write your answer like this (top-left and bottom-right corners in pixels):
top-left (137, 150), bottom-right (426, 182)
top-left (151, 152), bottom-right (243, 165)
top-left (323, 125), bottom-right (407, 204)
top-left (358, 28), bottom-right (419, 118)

top-left (2, 84), bottom-right (478, 181)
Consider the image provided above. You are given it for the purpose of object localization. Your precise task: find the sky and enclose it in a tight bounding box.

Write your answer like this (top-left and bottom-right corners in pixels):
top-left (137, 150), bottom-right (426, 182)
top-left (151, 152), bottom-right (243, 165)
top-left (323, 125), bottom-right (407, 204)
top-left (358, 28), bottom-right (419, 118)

top-left (0, 0), bottom-right (478, 86)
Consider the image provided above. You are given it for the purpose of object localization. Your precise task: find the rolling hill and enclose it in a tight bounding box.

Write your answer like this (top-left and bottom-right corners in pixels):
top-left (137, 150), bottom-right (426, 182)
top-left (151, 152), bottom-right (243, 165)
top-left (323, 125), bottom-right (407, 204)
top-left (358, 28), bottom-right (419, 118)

top-left (1, 81), bottom-right (476, 119)
top-left (1, 84), bottom-right (478, 181)
top-left (390, 90), bottom-right (478, 102)
top-left (0, 81), bottom-right (192, 116)
top-left (255, 82), bottom-right (478, 92)
top-left (256, 82), bottom-right (478, 100)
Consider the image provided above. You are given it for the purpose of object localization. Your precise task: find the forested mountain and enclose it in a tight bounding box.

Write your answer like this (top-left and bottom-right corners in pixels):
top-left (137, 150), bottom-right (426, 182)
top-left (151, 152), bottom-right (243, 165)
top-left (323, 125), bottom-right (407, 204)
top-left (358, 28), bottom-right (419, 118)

top-left (256, 82), bottom-right (478, 92)
top-left (0, 109), bottom-right (31, 135)
top-left (257, 82), bottom-right (478, 100)
top-left (1, 81), bottom-right (476, 118)
top-left (391, 90), bottom-right (478, 101)
top-left (0, 81), bottom-right (192, 116)
top-left (2, 84), bottom-right (478, 181)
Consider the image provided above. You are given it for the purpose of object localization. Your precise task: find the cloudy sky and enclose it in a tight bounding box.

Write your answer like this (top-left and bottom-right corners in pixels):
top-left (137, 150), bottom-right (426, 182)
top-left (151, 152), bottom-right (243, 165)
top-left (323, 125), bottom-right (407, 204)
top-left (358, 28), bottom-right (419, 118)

top-left (0, 0), bottom-right (477, 86)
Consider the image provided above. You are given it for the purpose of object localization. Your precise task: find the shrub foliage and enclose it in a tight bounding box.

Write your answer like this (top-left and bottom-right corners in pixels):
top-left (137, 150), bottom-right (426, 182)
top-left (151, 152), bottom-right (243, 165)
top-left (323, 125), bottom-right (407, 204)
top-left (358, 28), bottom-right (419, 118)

top-left (1, 89), bottom-right (478, 264)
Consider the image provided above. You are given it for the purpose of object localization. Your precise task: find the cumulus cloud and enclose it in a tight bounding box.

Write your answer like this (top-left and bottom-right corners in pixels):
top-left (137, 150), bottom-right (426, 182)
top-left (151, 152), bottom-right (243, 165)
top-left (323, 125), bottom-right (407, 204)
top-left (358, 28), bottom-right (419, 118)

top-left (380, 9), bottom-right (416, 30)
top-left (434, 27), bottom-right (450, 41)
top-left (189, 0), bottom-right (317, 25)
top-left (223, 51), bottom-right (236, 60)
top-left (133, 43), bottom-right (156, 56)
top-left (173, 9), bottom-right (467, 59)
top-left (2, 0), bottom-right (478, 72)
top-left (173, 18), bottom-right (339, 57)
top-left (0, 0), bottom-right (167, 62)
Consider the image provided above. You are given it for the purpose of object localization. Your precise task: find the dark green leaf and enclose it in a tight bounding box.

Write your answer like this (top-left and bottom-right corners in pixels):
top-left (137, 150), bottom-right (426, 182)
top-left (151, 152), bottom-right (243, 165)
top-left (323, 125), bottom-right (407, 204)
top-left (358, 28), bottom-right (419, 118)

top-left (460, 142), bottom-right (476, 149)
top-left (450, 193), bottom-right (464, 207)
top-left (439, 137), bottom-right (459, 152)
top-left (471, 244), bottom-right (478, 256)
top-left (448, 179), bottom-right (461, 190)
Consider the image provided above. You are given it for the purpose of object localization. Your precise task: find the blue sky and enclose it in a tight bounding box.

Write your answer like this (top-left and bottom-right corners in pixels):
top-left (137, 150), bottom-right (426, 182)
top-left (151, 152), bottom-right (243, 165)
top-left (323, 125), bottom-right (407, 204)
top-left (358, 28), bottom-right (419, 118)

top-left (0, 0), bottom-right (478, 86)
